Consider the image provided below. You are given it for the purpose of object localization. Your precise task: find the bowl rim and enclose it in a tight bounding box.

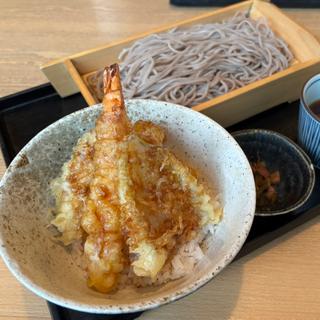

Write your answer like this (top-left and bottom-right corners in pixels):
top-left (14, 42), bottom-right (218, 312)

top-left (232, 128), bottom-right (316, 217)
top-left (0, 99), bottom-right (256, 314)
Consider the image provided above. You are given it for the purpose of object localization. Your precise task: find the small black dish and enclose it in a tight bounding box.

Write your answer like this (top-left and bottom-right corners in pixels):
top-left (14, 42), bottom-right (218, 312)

top-left (233, 129), bottom-right (315, 216)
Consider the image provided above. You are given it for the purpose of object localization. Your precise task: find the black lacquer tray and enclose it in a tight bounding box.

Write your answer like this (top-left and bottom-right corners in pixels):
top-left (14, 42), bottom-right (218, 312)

top-left (0, 84), bottom-right (319, 320)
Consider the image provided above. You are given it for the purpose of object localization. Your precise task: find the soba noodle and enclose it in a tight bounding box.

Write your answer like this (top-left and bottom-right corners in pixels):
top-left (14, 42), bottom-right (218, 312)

top-left (87, 12), bottom-right (293, 107)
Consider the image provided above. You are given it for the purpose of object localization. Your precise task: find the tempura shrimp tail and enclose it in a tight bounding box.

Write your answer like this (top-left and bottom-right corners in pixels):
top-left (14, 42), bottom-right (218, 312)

top-left (96, 64), bottom-right (131, 141)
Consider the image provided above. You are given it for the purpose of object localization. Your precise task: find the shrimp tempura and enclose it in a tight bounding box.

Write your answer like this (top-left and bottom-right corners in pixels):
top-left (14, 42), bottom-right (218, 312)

top-left (81, 65), bottom-right (130, 293)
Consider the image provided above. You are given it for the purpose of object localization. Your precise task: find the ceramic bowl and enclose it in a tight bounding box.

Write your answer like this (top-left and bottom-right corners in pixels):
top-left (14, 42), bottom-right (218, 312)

top-left (0, 100), bottom-right (255, 313)
top-left (233, 129), bottom-right (315, 216)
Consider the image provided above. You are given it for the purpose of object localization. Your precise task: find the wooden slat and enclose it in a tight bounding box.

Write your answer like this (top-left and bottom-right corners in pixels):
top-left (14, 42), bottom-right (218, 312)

top-left (63, 59), bottom-right (96, 105)
top-left (41, 62), bottom-right (79, 98)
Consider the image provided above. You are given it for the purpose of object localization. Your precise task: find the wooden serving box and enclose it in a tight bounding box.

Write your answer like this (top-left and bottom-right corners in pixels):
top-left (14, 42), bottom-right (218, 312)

top-left (41, 0), bottom-right (320, 127)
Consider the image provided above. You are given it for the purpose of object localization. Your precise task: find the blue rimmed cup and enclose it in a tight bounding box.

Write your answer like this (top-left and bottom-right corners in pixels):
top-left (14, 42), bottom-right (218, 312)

top-left (298, 74), bottom-right (320, 168)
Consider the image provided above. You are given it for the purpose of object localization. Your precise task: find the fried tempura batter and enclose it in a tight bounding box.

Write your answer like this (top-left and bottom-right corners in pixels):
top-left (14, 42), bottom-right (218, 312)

top-left (51, 131), bottom-right (95, 245)
top-left (51, 64), bottom-right (222, 293)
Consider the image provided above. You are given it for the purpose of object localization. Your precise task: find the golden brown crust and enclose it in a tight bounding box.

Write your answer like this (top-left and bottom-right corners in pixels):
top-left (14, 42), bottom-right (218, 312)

top-left (52, 63), bottom-right (219, 292)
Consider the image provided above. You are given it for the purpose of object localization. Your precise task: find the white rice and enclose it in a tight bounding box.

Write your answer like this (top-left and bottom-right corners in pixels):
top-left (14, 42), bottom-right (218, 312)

top-left (114, 221), bottom-right (218, 289)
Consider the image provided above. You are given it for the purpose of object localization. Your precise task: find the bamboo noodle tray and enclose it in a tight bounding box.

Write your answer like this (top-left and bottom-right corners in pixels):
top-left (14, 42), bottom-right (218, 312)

top-left (41, 0), bottom-right (320, 127)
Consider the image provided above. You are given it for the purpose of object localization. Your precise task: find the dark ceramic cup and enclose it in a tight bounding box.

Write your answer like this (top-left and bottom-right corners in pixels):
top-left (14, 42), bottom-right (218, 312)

top-left (233, 129), bottom-right (315, 216)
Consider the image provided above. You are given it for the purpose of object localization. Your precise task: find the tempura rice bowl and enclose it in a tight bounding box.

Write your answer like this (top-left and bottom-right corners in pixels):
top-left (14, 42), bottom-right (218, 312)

top-left (0, 99), bottom-right (255, 313)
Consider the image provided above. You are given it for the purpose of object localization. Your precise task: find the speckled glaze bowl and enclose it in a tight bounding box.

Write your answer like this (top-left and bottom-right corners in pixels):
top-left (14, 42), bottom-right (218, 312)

top-left (0, 100), bottom-right (255, 314)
